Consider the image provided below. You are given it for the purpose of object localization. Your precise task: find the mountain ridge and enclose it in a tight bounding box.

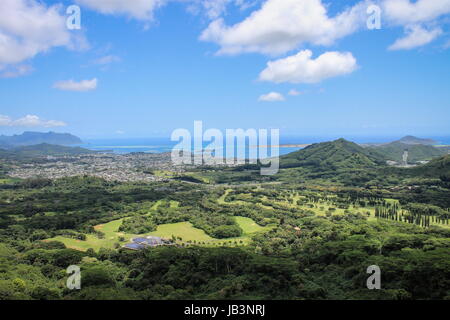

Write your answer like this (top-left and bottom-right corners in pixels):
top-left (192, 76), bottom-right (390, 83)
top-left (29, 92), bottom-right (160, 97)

top-left (368, 141), bottom-right (447, 163)
top-left (0, 131), bottom-right (82, 147)
top-left (396, 135), bottom-right (437, 145)
top-left (0, 143), bottom-right (94, 159)
top-left (280, 138), bottom-right (386, 170)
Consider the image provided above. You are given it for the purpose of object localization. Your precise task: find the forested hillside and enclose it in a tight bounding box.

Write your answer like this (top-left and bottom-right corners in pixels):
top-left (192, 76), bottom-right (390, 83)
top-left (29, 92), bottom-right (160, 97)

top-left (280, 138), bottom-right (386, 169)
top-left (369, 142), bottom-right (447, 163)
top-left (0, 177), bottom-right (449, 300)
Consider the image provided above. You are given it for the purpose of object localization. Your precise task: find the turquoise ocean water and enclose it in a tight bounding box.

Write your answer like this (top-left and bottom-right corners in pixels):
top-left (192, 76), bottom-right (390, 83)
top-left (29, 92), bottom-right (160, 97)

top-left (79, 136), bottom-right (450, 158)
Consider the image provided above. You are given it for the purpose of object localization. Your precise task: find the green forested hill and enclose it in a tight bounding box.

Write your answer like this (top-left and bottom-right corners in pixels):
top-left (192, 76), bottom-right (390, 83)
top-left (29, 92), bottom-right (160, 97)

top-left (369, 142), bottom-right (447, 163)
top-left (396, 135), bottom-right (437, 145)
top-left (208, 139), bottom-right (449, 186)
top-left (206, 139), bottom-right (389, 185)
top-left (264, 139), bottom-right (388, 185)
top-left (405, 155), bottom-right (450, 178)
top-left (0, 176), bottom-right (448, 300)
top-left (280, 138), bottom-right (385, 169)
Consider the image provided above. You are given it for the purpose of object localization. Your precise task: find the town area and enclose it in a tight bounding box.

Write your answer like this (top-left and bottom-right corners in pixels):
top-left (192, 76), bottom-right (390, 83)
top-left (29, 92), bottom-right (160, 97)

top-left (7, 152), bottom-right (184, 182)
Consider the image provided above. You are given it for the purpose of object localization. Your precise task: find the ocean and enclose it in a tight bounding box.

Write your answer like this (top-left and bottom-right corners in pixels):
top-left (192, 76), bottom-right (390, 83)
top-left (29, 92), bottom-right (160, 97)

top-left (79, 136), bottom-right (450, 157)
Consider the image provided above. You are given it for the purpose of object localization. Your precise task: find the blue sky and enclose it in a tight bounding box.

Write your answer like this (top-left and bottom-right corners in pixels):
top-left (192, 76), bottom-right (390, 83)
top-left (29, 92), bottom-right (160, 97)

top-left (1, 0), bottom-right (450, 140)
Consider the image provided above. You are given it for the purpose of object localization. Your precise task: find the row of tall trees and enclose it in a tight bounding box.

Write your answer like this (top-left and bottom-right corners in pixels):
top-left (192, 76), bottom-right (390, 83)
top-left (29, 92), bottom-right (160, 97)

top-left (375, 203), bottom-right (449, 227)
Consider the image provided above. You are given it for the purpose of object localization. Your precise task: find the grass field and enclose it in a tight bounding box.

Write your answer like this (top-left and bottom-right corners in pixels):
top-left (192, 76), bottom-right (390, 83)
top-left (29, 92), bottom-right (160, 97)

top-left (235, 216), bottom-right (273, 235)
top-left (217, 189), bottom-right (232, 204)
top-left (218, 190), bottom-right (450, 229)
top-left (149, 217), bottom-right (274, 245)
top-left (180, 172), bottom-right (212, 184)
top-left (48, 219), bottom-right (129, 251)
top-left (150, 200), bottom-right (163, 210)
top-left (149, 222), bottom-right (213, 242)
top-left (46, 215), bottom-right (273, 251)
top-left (0, 178), bottom-right (18, 184)
top-left (45, 189), bottom-right (448, 252)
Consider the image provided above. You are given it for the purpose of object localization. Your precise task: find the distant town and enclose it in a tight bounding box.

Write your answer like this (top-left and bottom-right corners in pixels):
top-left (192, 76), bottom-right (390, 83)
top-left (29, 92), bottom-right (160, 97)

top-left (8, 152), bottom-right (179, 182)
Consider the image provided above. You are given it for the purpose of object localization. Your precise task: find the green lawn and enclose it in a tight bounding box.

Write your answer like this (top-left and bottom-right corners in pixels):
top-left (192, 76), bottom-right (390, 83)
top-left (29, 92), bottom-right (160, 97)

top-left (217, 189), bottom-right (232, 204)
top-left (180, 172), bottom-right (212, 184)
top-left (148, 199), bottom-right (179, 211)
top-left (48, 235), bottom-right (114, 252)
top-left (45, 189), bottom-right (449, 252)
top-left (149, 217), bottom-right (275, 246)
top-left (45, 215), bottom-right (273, 251)
top-left (94, 219), bottom-right (125, 237)
top-left (235, 216), bottom-right (274, 235)
top-left (47, 218), bottom-right (130, 252)
top-left (169, 200), bottom-right (179, 208)
top-left (150, 200), bottom-right (163, 210)
top-left (0, 178), bottom-right (18, 184)
top-left (149, 222), bottom-right (214, 242)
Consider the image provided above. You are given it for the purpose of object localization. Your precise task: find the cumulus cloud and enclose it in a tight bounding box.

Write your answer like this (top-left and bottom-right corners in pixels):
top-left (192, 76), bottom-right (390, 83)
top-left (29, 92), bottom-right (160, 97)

top-left (75, 0), bottom-right (166, 21)
top-left (388, 25), bottom-right (443, 50)
top-left (382, 0), bottom-right (450, 25)
top-left (259, 50), bottom-right (357, 84)
top-left (0, 0), bottom-right (78, 68)
top-left (53, 78), bottom-right (98, 92)
top-left (0, 115), bottom-right (67, 127)
top-left (198, 0), bottom-right (450, 54)
top-left (382, 0), bottom-right (450, 50)
top-left (200, 0), bottom-right (368, 55)
top-left (188, 0), bottom-right (260, 19)
top-left (258, 92), bottom-right (285, 102)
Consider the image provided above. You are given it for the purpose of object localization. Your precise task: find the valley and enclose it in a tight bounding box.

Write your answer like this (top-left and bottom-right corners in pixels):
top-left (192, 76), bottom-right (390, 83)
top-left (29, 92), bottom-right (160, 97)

top-left (0, 135), bottom-right (449, 300)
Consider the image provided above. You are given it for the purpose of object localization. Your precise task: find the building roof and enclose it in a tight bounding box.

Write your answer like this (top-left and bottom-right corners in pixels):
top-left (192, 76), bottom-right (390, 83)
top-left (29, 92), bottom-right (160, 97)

top-left (123, 243), bottom-right (146, 250)
top-left (132, 236), bottom-right (165, 246)
top-left (124, 236), bottom-right (171, 250)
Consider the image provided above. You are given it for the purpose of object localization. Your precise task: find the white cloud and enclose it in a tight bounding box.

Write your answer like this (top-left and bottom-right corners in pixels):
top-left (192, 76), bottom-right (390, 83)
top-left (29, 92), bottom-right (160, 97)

top-left (199, 0), bottom-right (231, 19)
top-left (388, 25), bottom-right (442, 50)
top-left (200, 0), bottom-right (367, 55)
top-left (75, 0), bottom-right (166, 21)
top-left (382, 0), bottom-right (450, 25)
top-left (93, 55), bottom-right (121, 65)
top-left (258, 92), bottom-right (285, 102)
top-left (288, 89), bottom-right (303, 96)
top-left (53, 78), bottom-right (98, 92)
top-left (259, 50), bottom-right (357, 84)
top-left (0, 64), bottom-right (33, 78)
top-left (0, 0), bottom-right (77, 68)
top-left (198, 0), bottom-right (450, 54)
top-left (0, 115), bottom-right (11, 126)
top-left (382, 0), bottom-right (450, 50)
top-left (188, 0), bottom-right (260, 19)
top-left (0, 115), bottom-right (67, 127)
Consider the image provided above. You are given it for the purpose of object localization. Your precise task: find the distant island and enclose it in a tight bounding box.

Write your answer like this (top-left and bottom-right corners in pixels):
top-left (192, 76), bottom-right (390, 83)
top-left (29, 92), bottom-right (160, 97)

top-left (0, 143), bottom-right (95, 159)
top-left (260, 136), bottom-right (439, 149)
top-left (395, 135), bottom-right (438, 145)
top-left (0, 131), bottom-right (82, 148)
